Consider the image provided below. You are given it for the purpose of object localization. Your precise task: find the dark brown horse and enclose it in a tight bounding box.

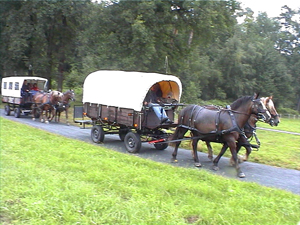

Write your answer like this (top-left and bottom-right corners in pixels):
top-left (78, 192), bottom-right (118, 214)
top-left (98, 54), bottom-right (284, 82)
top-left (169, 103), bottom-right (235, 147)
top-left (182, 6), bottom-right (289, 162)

top-left (55, 90), bottom-right (75, 125)
top-left (32, 91), bottom-right (63, 124)
top-left (206, 96), bottom-right (279, 164)
top-left (171, 93), bottom-right (271, 178)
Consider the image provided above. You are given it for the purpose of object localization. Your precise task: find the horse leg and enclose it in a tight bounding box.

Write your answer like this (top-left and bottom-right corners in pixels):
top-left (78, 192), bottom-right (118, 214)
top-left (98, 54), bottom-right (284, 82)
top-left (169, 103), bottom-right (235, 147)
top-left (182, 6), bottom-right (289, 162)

top-left (65, 108), bottom-right (70, 126)
top-left (48, 108), bottom-right (55, 122)
top-left (212, 143), bottom-right (228, 171)
top-left (242, 145), bottom-right (252, 162)
top-left (32, 104), bottom-right (36, 121)
top-left (40, 108), bottom-right (46, 123)
top-left (206, 141), bottom-right (214, 161)
top-left (228, 141), bottom-right (245, 178)
top-left (171, 127), bottom-right (188, 163)
top-left (191, 136), bottom-right (201, 167)
top-left (55, 110), bottom-right (59, 123)
top-left (230, 136), bottom-right (251, 165)
top-left (58, 111), bottom-right (61, 123)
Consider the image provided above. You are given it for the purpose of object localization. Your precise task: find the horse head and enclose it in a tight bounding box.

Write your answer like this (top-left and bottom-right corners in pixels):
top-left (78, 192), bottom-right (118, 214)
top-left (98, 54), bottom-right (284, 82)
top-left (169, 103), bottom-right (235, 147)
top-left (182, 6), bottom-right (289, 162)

top-left (51, 91), bottom-right (64, 107)
top-left (261, 96), bottom-right (280, 126)
top-left (251, 93), bottom-right (272, 123)
top-left (63, 89), bottom-right (76, 103)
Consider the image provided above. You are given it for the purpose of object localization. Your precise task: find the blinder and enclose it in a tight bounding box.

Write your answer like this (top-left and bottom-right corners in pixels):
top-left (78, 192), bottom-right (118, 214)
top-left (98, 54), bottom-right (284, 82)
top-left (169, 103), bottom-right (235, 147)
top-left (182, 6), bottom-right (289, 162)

top-left (251, 99), bottom-right (271, 122)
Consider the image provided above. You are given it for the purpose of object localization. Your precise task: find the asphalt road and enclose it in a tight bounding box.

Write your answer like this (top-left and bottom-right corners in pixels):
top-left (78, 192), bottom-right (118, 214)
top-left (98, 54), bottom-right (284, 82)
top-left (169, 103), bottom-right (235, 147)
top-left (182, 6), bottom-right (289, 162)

top-left (1, 109), bottom-right (300, 195)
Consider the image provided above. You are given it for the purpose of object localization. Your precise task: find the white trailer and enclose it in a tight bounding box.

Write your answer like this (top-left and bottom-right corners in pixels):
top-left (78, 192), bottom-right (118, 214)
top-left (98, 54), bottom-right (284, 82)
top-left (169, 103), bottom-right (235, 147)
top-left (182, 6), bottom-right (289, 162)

top-left (1, 76), bottom-right (48, 117)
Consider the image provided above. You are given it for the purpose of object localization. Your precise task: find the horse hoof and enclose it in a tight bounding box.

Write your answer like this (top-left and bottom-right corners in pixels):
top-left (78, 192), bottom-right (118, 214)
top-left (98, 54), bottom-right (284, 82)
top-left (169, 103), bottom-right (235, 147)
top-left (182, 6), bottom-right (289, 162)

top-left (238, 172), bottom-right (246, 178)
top-left (229, 158), bottom-right (235, 166)
top-left (195, 163), bottom-right (202, 167)
top-left (238, 155), bottom-right (245, 163)
top-left (32, 118), bottom-right (35, 121)
top-left (212, 166), bottom-right (219, 171)
top-left (171, 159), bottom-right (178, 163)
top-left (45, 121), bottom-right (49, 124)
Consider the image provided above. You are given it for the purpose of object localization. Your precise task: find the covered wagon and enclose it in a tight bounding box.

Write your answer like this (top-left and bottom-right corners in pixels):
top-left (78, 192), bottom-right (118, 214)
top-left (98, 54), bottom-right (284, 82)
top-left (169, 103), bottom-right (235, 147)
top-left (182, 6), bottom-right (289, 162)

top-left (82, 70), bottom-right (182, 153)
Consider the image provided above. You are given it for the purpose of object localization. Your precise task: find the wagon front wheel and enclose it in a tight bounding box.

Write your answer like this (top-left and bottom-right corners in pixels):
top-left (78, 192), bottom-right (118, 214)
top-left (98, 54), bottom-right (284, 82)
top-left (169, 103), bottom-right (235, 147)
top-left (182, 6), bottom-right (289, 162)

top-left (154, 130), bottom-right (168, 150)
top-left (124, 132), bottom-right (141, 153)
top-left (154, 142), bottom-right (168, 150)
top-left (119, 128), bottom-right (130, 141)
top-left (14, 107), bottom-right (21, 118)
top-left (91, 125), bottom-right (105, 143)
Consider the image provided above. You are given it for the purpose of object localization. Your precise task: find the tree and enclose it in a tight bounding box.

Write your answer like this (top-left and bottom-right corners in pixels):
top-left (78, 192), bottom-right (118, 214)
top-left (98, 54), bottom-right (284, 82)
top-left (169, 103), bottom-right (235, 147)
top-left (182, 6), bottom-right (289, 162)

top-left (0, 0), bottom-right (90, 90)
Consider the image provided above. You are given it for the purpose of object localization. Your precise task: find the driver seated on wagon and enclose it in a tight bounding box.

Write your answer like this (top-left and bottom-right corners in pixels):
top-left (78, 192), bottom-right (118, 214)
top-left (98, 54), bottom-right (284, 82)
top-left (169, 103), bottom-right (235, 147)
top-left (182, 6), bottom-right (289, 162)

top-left (144, 83), bottom-right (173, 124)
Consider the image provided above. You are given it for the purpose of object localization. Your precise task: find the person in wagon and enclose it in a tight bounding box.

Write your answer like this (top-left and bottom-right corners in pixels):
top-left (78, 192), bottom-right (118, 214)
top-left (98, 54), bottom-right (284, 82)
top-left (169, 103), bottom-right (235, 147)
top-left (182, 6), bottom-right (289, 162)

top-left (21, 80), bottom-right (30, 101)
top-left (30, 83), bottom-right (39, 96)
top-left (144, 83), bottom-right (173, 124)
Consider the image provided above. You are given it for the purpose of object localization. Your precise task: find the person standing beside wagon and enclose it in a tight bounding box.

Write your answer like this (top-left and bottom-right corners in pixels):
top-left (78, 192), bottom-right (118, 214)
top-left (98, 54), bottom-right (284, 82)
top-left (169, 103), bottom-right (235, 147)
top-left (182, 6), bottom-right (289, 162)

top-left (21, 80), bottom-right (30, 102)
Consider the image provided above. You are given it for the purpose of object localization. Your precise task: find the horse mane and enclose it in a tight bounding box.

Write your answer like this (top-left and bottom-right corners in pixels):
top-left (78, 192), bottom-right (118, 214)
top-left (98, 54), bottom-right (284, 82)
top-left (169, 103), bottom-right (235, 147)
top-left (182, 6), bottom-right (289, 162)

top-left (230, 96), bottom-right (253, 110)
top-left (64, 90), bottom-right (72, 94)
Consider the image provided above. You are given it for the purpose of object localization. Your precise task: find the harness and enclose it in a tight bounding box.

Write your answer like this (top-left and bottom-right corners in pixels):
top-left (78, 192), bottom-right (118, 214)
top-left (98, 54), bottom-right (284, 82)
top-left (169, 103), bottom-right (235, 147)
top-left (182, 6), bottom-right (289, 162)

top-left (178, 105), bottom-right (246, 142)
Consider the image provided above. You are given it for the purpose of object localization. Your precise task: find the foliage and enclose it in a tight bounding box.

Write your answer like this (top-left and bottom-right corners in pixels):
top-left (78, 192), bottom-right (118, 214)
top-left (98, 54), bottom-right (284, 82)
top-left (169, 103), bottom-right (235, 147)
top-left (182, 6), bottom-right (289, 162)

top-left (0, 0), bottom-right (299, 111)
top-left (277, 107), bottom-right (300, 115)
top-left (1, 118), bottom-right (300, 224)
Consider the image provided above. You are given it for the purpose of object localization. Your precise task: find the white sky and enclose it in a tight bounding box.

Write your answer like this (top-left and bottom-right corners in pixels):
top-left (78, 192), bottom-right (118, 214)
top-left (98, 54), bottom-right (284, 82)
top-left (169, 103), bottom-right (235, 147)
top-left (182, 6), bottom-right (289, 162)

top-left (239, 0), bottom-right (300, 18)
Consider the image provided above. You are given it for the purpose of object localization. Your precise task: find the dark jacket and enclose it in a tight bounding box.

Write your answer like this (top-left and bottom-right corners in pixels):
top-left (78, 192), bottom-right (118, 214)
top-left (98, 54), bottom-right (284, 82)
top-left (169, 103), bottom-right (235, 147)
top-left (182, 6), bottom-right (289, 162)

top-left (144, 88), bottom-right (162, 103)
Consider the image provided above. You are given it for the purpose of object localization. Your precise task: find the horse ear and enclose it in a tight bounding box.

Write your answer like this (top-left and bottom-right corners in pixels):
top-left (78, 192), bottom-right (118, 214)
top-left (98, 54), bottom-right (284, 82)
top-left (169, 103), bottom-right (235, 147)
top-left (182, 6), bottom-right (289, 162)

top-left (270, 96), bottom-right (273, 100)
top-left (253, 92), bottom-right (259, 99)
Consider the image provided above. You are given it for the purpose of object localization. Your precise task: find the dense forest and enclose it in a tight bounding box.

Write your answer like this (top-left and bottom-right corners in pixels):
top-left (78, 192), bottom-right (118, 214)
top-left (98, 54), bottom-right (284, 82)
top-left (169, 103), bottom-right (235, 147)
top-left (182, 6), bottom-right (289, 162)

top-left (0, 0), bottom-right (299, 112)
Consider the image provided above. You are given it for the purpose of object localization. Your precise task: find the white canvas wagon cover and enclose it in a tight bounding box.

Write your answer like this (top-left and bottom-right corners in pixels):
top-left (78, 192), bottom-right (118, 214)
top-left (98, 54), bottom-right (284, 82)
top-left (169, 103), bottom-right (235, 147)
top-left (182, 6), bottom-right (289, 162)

top-left (1, 76), bottom-right (48, 98)
top-left (82, 70), bottom-right (182, 111)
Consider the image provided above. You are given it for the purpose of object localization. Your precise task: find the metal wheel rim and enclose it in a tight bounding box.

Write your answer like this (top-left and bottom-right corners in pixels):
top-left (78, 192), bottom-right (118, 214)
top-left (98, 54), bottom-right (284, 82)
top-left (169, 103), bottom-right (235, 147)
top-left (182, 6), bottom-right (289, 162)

top-left (93, 129), bottom-right (99, 140)
top-left (127, 137), bottom-right (136, 148)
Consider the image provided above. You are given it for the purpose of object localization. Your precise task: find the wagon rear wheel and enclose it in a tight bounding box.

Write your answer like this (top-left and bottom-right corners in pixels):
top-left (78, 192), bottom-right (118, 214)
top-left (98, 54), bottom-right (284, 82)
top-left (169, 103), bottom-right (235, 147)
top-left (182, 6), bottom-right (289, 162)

top-left (4, 105), bottom-right (10, 116)
top-left (124, 132), bottom-right (141, 153)
top-left (91, 125), bottom-right (105, 143)
top-left (14, 107), bottom-right (21, 118)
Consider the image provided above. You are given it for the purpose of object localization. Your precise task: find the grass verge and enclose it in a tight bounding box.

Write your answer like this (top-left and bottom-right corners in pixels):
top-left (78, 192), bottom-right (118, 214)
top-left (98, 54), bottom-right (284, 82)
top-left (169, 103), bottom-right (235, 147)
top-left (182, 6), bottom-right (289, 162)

top-left (1, 118), bottom-right (300, 225)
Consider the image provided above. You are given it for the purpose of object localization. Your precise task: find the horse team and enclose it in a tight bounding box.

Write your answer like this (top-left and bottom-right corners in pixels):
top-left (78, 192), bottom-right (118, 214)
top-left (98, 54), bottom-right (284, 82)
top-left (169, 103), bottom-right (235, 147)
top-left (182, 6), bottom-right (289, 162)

top-left (31, 89), bottom-right (75, 125)
top-left (171, 93), bottom-right (280, 178)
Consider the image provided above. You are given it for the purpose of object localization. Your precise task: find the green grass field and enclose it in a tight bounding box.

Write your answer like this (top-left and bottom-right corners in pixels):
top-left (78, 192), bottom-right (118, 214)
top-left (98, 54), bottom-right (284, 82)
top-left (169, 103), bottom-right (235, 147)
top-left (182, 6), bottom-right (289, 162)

top-left (1, 117), bottom-right (300, 225)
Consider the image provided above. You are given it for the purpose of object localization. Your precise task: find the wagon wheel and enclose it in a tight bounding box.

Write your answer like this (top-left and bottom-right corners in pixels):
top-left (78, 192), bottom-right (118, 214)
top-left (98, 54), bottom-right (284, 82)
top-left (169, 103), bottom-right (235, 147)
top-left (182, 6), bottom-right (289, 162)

top-left (34, 107), bottom-right (41, 119)
top-left (14, 107), bottom-right (21, 118)
top-left (91, 125), bottom-right (105, 143)
top-left (4, 105), bottom-right (10, 116)
top-left (124, 132), bottom-right (141, 153)
top-left (154, 130), bottom-right (169, 150)
top-left (154, 142), bottom-right (169, 150)
top-left (119, 128), bottom-right (130, 141)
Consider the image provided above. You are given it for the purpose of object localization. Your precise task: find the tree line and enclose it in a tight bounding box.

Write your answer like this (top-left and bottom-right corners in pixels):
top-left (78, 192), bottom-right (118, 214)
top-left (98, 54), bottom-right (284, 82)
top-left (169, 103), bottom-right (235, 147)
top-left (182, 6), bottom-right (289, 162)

top-left (0, 0), bottom-right (299, 112)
